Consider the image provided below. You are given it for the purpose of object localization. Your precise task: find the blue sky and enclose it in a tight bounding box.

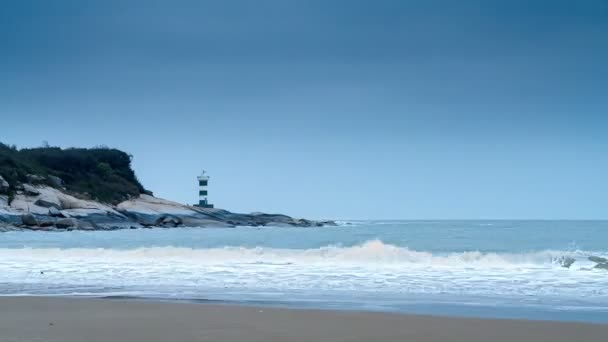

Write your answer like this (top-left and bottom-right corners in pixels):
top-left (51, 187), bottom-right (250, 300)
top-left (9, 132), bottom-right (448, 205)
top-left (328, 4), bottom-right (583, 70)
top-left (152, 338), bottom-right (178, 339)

top-left (1, 0), bottom-right (607, 219)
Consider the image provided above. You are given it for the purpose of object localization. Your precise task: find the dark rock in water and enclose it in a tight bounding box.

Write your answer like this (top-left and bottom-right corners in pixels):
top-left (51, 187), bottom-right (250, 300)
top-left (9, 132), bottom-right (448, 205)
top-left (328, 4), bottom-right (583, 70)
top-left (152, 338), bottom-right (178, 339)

top-left (588, 256), bottom-right (608, 270)
top-left (594, 263), bottom-right (608, 270)
top-left (558, 256), bottom-right (576, 268)
top-left (588, 256), bottom-right (608, 264)
top-left (321, 220), bottom-right (338, 226)
top-left (21, 213), bottom-right (39, 226)
top-left (55, 218), bottom-right (78, 229)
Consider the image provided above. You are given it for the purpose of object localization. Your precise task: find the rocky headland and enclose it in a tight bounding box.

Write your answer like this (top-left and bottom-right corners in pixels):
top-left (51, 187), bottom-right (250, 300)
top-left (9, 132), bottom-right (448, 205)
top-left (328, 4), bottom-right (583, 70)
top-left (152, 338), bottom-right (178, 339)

top-left (0, 143), bottom-right (334, 231)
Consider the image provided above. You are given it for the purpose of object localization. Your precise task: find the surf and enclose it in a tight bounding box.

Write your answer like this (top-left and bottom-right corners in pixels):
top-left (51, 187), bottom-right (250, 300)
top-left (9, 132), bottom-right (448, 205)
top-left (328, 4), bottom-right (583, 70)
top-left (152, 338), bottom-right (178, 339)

top-left (0, 239), bottom-right (605, 270)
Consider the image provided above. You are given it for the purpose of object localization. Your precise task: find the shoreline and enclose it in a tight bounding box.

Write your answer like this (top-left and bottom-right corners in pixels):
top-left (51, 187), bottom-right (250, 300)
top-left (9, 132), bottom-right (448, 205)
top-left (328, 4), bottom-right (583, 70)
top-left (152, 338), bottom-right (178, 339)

top-left (1, 297), bottom-right (607, 342)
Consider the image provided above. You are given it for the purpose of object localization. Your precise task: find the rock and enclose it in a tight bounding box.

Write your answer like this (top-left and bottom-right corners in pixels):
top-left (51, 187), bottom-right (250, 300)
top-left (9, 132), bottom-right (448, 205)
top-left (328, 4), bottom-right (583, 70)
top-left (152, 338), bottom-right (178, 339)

top-left (35, 196), bottom-right (62, 210)
top-left (594, 263), bottom-right (608, 270)
top-left (3, 187), bottom-right (332, 232)
top-left (0, 225), bottom-right (15, 232)
top-left (155, 215), bottom-right (183, 227)
top-left (294, 219), bottom-right (313, 227)
top-left (10, 195), bottom-right (54, 215)
top-left (77, 220), bottom-right (96, 231)
top-left (589, 256), bottom-right (608, 270)
top-left (39, 219), bottom-right (56, 228)
top-left (21, 213), bottom-right (39, 226)
top-left (558, 256), bottom-right (576, 268)
top-left (47, 175), bottom-right (64, 188)
top-left (48, 207), bottom-right (62, 217)
top-left (264, 222), bottom-right (294, 227)
top-left (0, 175), bottom-right (9, 193)
top-left (180, 217), bottom-right (234, 228)
top-left (26, 174), bottom-right (45, 183)
top-left (23, 184), bottom-right (41, 196)
top-left (55, 218), bottom-right (78, 229)
top-left (589, 256), bottom-right (608, 264)
top-left (319, 220), bottom-right (337, 226)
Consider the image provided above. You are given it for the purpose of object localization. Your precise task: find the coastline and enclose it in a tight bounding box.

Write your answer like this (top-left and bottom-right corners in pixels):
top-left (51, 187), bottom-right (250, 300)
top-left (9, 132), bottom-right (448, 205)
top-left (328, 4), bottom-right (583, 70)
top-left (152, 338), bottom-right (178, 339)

top-left (1, 297), bottom-right (606, 342)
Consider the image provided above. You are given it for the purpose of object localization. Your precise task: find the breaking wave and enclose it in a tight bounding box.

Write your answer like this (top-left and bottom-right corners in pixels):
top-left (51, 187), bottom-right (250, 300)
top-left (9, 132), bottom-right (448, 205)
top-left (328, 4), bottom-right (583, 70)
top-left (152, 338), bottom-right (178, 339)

top-left (0, 240), bottom-right (604, 270)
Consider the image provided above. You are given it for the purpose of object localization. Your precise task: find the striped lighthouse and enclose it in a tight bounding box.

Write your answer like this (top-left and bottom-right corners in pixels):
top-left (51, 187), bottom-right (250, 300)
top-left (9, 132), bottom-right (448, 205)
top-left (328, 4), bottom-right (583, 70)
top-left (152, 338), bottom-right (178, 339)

top-left (196, 170), bottom-right (214, 208)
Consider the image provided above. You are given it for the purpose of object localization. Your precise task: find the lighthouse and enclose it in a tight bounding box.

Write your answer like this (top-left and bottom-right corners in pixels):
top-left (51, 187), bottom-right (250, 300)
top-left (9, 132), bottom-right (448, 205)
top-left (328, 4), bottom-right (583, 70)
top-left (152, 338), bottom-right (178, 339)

top-left (196, 170), bottom-right (214, 208)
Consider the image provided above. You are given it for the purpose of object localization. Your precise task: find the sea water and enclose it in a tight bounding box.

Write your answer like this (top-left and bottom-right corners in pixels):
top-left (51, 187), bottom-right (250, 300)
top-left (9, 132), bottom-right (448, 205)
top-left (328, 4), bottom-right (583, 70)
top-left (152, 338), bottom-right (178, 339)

top-left (1, 220), bottom-right (607, 323)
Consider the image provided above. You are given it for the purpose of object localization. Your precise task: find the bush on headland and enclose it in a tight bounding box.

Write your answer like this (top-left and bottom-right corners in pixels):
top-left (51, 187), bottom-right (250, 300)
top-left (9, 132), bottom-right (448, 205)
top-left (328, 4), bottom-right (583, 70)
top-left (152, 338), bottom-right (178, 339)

top-left (0, 142), bottom-right (145, 204)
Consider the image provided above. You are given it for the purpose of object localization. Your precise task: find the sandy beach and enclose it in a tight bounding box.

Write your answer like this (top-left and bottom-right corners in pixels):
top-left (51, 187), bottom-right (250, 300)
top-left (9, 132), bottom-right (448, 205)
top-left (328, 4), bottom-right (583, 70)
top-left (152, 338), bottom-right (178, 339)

top-left (0, 297), bottom-right (606, 342)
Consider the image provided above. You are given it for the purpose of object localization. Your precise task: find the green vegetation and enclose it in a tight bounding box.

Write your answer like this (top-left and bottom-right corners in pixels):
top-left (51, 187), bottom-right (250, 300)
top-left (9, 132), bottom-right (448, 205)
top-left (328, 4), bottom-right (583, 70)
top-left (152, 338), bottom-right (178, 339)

top-left (0, 142), bottom-right (146, 204)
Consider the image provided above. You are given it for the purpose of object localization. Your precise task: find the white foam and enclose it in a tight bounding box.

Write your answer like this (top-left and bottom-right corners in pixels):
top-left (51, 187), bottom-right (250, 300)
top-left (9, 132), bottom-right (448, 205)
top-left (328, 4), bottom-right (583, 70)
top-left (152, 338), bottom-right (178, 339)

top-left (1, 240), bottom-right (607, 305)
top-left (0, 240), bottom-right (602, 269)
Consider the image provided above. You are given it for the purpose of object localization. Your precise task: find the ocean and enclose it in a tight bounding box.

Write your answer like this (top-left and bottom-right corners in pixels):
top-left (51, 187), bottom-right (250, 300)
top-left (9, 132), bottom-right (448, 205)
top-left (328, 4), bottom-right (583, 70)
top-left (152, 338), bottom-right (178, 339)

top-left (1, 220), bottom-right (607, 323)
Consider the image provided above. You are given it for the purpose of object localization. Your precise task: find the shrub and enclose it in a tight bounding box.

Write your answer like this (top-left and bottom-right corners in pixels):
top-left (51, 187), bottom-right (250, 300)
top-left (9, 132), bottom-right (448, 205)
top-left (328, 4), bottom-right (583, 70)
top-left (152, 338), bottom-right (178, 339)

top-left (0, 142), bottom-right (146, 204)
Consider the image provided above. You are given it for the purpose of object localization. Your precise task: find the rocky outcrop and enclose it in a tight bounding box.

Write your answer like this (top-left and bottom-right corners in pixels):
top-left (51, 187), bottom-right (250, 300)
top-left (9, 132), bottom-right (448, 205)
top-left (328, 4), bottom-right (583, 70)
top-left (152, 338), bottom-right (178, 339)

top-left (0, 184), bottom-right (335, 232)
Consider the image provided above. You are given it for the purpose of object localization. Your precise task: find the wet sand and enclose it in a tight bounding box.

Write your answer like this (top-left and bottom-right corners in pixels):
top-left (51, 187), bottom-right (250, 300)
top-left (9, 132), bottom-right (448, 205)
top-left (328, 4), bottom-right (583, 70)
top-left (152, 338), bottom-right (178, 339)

top-left (0, 297), bottom-right (606, 342)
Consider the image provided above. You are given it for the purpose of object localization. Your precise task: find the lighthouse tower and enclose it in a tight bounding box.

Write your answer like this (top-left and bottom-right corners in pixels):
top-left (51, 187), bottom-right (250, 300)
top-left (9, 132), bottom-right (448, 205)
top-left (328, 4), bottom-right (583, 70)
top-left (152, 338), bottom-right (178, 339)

top-left (196, 170), bottom-right (214, 208)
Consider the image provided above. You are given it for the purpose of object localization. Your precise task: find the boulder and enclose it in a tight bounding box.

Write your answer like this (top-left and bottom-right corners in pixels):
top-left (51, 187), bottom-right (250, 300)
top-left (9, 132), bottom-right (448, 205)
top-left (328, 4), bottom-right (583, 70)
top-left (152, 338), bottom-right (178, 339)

top-left (26, 174), bottom-right (45, 183)
top-left (0, 175), bottom-right (9, 193)
top-left (23, 184), bottom-right (41, 196)
top-left (294, 219), bottom-right (313, 227)
top-left (55, 218), bottom-right (78, 229)
top-left (39, 219), bottom-right (56, 228)
top-left (21, 213), bottom-right (39, 226)
top-left (35, 196), bottom-right (62, 210)
top-left (0, 225), bottom-right (16, 232)
top-left (155, 215), bottom-right (183, 227)
top-left (34, 196), bottom-right (61, 209)
top-left (180, 217), bottom-right (234, 228)
top-left (9, 195), bottom-right (53, 215)
top-left (48, 207), bottom-right (63, 217)
top-left (47, 175), bottom-right (64, 188)
top-left (0, 195), bottom-right (8, 207)
top-left (558, 256), bottom-right (576, 268)
top-left (264, 222), bottom-right (294, 227)
top-left (77, 220), bottom-right (97, 231)
top-left (595, 263), bottom-right (608, 270)
top-left (589, 256), bottom-right (608, 264)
